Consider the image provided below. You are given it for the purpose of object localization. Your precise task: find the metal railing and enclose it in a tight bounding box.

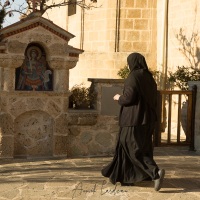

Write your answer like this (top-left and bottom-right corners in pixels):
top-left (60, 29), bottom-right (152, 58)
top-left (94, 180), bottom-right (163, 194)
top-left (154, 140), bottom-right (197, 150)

top-left (154, 85), bottom-right (197, 151)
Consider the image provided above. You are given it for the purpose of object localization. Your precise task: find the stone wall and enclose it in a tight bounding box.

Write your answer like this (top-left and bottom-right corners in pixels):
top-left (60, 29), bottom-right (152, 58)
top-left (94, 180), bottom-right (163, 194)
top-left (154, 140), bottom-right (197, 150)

top-left (119, 0), bottom-right (157, 57)
top-left (44, 0), bottom-right (200, 89)
top-left (44, 0), bottom-right (157, 88)
top-left (0, 16), bottom-right (83, 158)
top-left (157, 0), bottom-right (200, 73)
top-left (0, 91), bottom-right (70, 158)
top-left (66, 111), bottom-right (119, 157)
top-left (71, 0), bottom-right (157, 88)
top-left (66, 78), bottom-right (124, 157)
top-left (167, 0), bottom-right (200, 70)
top-left (0, 75), bottom-right (124, 158)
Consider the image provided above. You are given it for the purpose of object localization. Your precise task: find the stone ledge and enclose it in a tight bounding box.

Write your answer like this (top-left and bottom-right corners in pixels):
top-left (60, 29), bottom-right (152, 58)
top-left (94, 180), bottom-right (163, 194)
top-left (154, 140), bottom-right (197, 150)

top-left (68, 109), bottom-right (98, 113)
top-left (68, 111), bottom-right (98, 125)
top-left (0, 91), bottom-right (70, 97)
top-left (88, 78), bottom-right (124, 84)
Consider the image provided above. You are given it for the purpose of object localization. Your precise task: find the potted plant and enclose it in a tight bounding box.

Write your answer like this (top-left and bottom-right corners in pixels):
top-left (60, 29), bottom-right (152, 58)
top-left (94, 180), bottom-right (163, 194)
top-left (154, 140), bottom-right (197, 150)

top-left (168, 66), bottom-right (200, 90)
top-left (69, 84), bottom-right (97, 109)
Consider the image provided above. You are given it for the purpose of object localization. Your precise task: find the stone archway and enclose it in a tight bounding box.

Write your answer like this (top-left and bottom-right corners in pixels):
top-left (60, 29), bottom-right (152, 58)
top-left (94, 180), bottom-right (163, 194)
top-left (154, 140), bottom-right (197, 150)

top-left (14, 111), bottom-right (53, 158)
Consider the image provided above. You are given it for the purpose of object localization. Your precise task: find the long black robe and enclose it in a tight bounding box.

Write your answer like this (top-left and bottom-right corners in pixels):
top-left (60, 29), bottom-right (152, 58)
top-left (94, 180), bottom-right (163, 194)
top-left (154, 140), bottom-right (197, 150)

top-left (101, 53), bottom-right (159, 184)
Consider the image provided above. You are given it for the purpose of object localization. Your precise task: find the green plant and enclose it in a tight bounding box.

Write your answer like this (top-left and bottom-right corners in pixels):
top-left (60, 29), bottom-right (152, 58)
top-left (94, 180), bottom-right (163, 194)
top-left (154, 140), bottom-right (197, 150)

top-left (167, 28), bottom-right (200, 90)
top-left (69, 84), bottom-right (97, 109)
top-left (117, 65), bottom-right (130, 79)
top-left (117, 65), bottom-right (161, 84)
top-left (168, 66), bottom-right (200, 90)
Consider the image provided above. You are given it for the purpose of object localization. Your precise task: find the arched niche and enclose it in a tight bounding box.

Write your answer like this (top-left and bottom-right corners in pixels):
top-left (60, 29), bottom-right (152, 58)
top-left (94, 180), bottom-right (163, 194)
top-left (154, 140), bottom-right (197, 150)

top-left (15, 43), bottom-right (53, 91)
top-left (14, 110), bottom-right (53, 158)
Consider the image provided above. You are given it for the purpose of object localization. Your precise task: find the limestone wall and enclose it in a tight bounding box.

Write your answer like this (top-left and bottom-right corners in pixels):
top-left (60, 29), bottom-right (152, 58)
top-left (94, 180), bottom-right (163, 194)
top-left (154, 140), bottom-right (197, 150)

top-left (43, 0), bottom-right (157, 88)
top-left (0, 91), bottom-right (70, 158)
top-left (0, 89), bottom-right (122, 159)
top-left (66, 112), bottom-right (118, 157)
top-left (0, 16), bottom-right (82, 158)
top-left (157, 0), bottom-right (200, 71)
top-left (69, 52), bottom-right (129, 88)
top-left (65, 78), bottom-right (124, 157)
top-left (43, 0), bottom-right (200, 88)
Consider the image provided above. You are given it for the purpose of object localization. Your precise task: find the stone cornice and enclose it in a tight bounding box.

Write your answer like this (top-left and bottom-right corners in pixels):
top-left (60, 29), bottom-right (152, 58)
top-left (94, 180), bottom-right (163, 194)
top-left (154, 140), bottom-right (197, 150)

top-left (0, 17), bottom-right (75, 42)
top-left (0, 91), bottom-right (70, 97)
top-left (88, 78), bottom-right (125, 84)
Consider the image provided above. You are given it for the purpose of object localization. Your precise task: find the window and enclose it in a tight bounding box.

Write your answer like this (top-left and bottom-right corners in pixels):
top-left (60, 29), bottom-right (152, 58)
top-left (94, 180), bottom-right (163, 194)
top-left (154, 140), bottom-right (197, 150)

top-left (68, 0), bottom-right (77, 16)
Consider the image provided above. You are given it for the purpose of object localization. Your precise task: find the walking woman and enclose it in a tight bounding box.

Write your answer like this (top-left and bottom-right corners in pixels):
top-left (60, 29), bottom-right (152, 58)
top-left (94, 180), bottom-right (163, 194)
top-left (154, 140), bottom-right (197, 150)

top-left (101, 52), bottom-right (165, 191)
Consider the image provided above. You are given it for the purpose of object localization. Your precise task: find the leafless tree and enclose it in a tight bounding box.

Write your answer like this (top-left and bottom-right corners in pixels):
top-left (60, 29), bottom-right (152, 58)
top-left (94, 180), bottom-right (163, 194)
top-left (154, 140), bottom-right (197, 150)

top-left (0, 0), bottom-right (98, 28)
top-left (176, 28), bottom-right (200, 68)
top-left (27, 0), bottom-right (98, 15)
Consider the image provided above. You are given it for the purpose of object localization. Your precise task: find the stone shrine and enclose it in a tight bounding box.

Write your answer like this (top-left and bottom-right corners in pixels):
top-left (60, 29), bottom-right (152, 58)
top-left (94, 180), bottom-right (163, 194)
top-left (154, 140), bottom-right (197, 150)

top-left (0, 16), bottom-right (83, 158)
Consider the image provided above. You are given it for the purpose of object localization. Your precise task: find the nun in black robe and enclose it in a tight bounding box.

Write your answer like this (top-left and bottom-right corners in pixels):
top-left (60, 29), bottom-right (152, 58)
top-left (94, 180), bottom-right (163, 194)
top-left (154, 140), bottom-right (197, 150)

top-left (101, 53), bottom-right (164, 187)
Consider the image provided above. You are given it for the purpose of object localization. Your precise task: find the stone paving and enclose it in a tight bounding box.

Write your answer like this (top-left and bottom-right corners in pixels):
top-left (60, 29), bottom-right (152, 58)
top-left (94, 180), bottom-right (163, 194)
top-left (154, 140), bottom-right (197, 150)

top-left (0, 146), bottom-right (200, 200)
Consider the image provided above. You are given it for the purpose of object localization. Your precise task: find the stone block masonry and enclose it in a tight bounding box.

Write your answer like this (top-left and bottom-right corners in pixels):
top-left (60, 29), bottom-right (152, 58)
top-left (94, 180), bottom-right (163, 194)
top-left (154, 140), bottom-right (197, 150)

top-left (66, 112), bottom-right (119, 157)
top-left (0, 16), bottom-right (83, 158)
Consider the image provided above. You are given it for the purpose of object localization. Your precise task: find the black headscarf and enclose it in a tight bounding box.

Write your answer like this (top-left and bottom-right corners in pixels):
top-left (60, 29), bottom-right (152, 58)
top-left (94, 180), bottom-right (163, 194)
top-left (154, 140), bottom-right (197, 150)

top-left (127, 52), bottom-right (149, 71)
top-left (126, 52), bottom-right (157, 109)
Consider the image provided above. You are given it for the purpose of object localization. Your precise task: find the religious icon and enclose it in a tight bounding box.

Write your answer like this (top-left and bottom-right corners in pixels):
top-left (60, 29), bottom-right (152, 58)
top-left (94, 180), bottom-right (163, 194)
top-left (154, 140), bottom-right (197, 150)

top-left (16, 45), bottom-right (53, 91)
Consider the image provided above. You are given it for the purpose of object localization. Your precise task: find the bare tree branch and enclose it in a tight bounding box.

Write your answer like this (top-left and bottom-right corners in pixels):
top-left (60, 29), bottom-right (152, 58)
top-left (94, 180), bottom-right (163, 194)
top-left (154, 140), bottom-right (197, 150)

top-left (26, 0), bottom-right (99, 14)
top-left (1, 0), bottom-right (99, 28)
top-left (176, 28), bottom-right (200, 68)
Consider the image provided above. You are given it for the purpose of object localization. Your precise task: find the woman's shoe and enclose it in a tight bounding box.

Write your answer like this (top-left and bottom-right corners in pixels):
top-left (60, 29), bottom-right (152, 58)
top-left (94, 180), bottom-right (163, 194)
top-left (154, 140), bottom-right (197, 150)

top-left (154, 169), bottom-right (165, 191)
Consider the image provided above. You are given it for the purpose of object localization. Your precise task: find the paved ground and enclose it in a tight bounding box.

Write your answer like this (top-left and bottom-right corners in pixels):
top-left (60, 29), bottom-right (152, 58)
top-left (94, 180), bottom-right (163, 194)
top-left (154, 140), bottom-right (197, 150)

top-left (0, 146), bottom-right (200, 200)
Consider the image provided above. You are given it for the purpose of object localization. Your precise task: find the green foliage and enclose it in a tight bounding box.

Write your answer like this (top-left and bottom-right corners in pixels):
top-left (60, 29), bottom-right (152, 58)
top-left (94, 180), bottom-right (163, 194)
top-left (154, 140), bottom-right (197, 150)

top-left (168, 66), bottom-right (200, 90)
top-left (117, 65), bottom-right (161, 84)
top-left (117, 65), bottom-right (130, 79)
top-left (168, 28), bottom-right (200, 90)
top-left (69, 84), bottom-right (97, 109)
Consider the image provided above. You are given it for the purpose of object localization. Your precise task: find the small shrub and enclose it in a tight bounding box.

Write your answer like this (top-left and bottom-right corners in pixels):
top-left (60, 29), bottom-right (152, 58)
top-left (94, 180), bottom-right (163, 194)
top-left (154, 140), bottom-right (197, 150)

top-left (117, 65), bottom-right (161, 84)
top-left (69, 84), bottom-right (97, 109)
top-left (168, 66), bottom-right (200, 90)
top-left (117, 65), bottom-right (130, 79)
